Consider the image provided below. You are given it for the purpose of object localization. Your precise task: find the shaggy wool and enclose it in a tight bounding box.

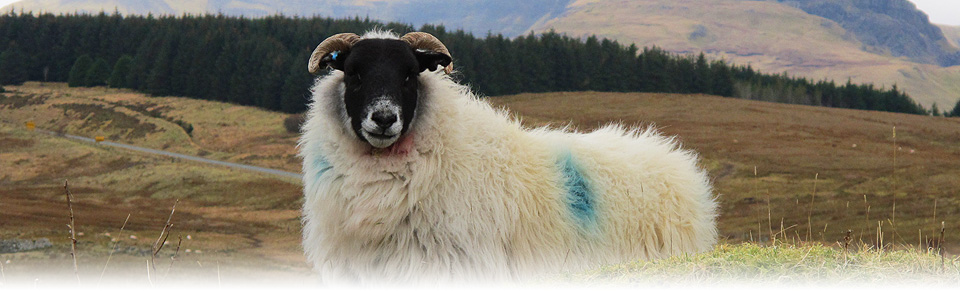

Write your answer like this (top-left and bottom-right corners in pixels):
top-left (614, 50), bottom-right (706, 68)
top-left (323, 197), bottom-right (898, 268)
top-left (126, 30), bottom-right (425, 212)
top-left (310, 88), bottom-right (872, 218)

top-left (300, 33), bottom-right (718, 285)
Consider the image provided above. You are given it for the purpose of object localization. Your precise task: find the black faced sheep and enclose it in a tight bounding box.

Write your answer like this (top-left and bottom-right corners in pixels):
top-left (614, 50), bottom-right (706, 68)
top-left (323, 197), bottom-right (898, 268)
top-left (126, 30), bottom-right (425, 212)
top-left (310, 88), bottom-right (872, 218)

top-left (299, 30), bottom-right (718, 285)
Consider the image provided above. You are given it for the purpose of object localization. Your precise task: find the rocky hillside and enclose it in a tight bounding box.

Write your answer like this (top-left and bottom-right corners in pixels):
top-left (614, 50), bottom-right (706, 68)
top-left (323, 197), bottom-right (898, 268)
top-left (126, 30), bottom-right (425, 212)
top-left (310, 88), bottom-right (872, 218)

top-left (781, 0), bottom-right (959, 66)
top-left (528, 0), bottom-right (960, 108)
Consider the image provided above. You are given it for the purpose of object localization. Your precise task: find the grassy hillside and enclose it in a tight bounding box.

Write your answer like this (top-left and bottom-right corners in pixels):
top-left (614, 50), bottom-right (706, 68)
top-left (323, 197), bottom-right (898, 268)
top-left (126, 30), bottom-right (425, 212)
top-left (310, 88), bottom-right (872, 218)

top-left (8, 83), bottom-right (955, 250)
top-left (489, 91), bottom-right (960, 249)
top-left (0, 124), bottom-right (308, 286)
top-left (0, 83), bottom-right (310, 286)
top-left (0, 82), bottom-right (300, 172)
top-left (529, 0), bottom-right (960, 109)
top-left (2, 84), bottom-right (959, 285)
top-left (781, 0), bottom-right (959, 66)
top-left (941, 25), bottom-right (960, 49)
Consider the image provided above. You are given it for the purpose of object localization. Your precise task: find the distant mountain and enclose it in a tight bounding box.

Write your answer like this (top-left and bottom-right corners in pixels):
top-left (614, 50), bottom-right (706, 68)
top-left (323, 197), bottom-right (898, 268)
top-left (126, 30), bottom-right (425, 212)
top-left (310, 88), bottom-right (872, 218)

top-left (941, 25), bottom-right (960, 49)
top-left (1, 0), bottom-right (572, 36)
top-left (780, 0), bottom-right (960, 66)
top-left (528, 0), bottom-right (960, 108)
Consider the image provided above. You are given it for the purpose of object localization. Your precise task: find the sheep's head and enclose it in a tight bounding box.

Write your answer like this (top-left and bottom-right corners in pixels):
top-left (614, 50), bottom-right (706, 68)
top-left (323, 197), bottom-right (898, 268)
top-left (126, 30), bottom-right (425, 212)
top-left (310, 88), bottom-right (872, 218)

top-left (309, 32), bottom-right (453, 149)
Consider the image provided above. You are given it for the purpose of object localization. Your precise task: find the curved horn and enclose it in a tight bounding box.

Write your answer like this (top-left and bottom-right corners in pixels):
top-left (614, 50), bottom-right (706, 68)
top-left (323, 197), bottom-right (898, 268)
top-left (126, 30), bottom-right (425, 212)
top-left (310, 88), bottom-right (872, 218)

top-left (308, 33), bottom-right (361, 75)
top-left (401, 32), bottom-right (453, 74)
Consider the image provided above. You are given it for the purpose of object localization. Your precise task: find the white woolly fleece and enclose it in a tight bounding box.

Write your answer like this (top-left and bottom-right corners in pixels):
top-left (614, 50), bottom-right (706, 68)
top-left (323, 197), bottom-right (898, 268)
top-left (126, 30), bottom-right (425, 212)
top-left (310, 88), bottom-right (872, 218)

top-left (299, 36), bottom-right (718, 285)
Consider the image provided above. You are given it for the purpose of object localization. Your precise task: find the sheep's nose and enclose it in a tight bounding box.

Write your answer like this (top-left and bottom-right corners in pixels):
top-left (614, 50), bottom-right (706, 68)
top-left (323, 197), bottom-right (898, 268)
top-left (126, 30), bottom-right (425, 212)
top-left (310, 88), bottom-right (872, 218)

top-left (371, 111), bottom-right (398, 129)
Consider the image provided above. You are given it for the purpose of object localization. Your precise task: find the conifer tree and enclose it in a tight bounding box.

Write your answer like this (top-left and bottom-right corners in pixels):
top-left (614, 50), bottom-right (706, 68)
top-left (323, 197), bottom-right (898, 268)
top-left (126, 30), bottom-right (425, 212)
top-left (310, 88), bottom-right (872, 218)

top-left (85, 58), bottom-right (111, 87)
top-left (949, 99), bottom-right (960, 117)
top-left (710, 60), bottom-right (734, 97)
top-left (929, 103), bottom-right (941, 117)
top-left (67, 55), bottom-right (93, 87)
top-left (108, 55), bottom-right (133, 88)
top-left (146, 37), bottom-right (175, 96)
top-left (0, 48), bottom-right (28, 85)
top-left (280, 51), bottom-right (312, 113)
top-left (693, 53), bottom-right (712, 94)
top-left (211, 41), bottom-right (238, 102)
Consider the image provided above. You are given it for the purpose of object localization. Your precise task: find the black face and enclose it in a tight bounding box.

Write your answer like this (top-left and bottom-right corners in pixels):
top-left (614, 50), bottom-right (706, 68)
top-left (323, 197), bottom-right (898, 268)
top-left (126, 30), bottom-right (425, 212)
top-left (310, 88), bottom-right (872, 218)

top-left (322, 39), bottom-right (451, 148)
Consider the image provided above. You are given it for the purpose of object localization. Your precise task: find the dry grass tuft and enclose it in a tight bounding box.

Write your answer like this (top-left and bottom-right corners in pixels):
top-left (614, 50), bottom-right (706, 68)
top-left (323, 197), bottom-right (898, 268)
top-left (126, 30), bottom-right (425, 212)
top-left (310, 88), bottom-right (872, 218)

top-left (0, 257), bottom-right (6, 285)
top-left (149, 199), bottom-right (179, 284)
top-left (98, 213), bottom-right (130, 286)
top-left (64, 180), bottom-right (80, 285)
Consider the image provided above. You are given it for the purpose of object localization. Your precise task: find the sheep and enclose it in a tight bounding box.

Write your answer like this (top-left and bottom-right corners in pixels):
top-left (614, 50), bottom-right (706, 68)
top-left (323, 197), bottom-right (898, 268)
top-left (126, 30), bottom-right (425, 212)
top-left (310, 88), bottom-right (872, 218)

top-left (299, 30), bottom-right (718, 285)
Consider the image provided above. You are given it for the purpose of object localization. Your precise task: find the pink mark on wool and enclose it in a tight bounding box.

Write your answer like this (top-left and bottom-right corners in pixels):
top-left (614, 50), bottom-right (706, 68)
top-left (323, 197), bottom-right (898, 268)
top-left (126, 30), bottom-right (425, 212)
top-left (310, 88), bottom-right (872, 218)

top-left (370, 132), bottom-right (415, 156)
top-left (389, 132), bottom-right (416, 155)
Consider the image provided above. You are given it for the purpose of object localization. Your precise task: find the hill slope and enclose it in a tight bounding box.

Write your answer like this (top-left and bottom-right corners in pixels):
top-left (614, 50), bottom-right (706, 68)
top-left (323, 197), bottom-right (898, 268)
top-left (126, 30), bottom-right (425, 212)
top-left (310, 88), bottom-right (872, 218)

top-left (0, 82), bottom-right (301, 172)
top-left (0, 83), bottom-right (310, 285)
top-left (488, 90), bottom-right (960, 247)
top-left (529, 0), bottom-right (960, 109)
top-left (1, 0), bottom-right (571, 37)
top-left (782, 0), bottom-right (959, 66)
top-left (2, 83), bottom-right (959, 286)
top-left (941, 25), bottom-right (960, 48)
top-left (3, 83), bottom-right (959, 258)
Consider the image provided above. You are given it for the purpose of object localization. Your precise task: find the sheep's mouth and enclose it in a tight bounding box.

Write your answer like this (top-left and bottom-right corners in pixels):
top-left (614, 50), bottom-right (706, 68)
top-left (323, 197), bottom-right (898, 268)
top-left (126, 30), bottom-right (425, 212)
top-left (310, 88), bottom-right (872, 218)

top-left (365, 131), bottom-right (395, 140)
top-left (362, 131), bottom-right (401, 148)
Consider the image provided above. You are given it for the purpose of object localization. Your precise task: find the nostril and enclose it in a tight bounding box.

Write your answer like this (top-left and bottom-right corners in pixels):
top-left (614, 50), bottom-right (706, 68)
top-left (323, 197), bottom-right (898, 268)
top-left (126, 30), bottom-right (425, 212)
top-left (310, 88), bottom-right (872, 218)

top-left (371, 111), bottom-right (398, 128)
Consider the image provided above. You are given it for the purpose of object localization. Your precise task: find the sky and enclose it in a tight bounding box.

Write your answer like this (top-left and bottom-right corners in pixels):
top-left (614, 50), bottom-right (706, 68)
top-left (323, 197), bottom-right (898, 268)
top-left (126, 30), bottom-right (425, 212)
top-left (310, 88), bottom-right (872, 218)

top-left (908, 0), bottom-right (960, 26)
top-left (0, 0), bottom-right (956, 25)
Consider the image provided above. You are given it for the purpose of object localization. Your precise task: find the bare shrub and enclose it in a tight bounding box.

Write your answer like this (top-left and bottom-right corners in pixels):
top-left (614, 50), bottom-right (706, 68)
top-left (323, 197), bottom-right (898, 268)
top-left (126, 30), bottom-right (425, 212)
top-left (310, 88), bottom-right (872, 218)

top-left (284, 113), bottom-right (306, 134)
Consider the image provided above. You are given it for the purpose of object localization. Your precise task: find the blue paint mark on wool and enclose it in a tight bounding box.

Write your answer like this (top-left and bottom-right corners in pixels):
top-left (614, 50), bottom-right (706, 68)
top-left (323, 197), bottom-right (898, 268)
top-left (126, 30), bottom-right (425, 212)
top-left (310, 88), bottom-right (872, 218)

top-left (311, 156), bottom-right (333, 182)
top-left (559, 151), bottom-right (596, 227)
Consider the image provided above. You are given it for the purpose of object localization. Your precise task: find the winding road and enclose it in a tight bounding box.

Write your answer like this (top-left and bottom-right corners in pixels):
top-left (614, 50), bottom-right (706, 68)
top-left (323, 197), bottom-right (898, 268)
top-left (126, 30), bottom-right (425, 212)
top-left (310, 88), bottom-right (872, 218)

top-left (30, 127), bottom-right (303, 180)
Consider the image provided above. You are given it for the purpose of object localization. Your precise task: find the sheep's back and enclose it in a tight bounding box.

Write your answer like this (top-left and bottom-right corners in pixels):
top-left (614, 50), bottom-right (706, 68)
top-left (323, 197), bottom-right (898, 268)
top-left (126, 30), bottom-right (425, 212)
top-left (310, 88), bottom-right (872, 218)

top-left (512, 124), bottom-right (718, 270)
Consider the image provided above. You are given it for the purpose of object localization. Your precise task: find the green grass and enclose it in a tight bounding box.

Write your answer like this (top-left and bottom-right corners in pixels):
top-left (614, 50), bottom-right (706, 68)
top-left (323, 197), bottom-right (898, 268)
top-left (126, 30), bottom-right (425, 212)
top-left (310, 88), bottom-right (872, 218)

top-left (566, 242), bottom-right (960, 286)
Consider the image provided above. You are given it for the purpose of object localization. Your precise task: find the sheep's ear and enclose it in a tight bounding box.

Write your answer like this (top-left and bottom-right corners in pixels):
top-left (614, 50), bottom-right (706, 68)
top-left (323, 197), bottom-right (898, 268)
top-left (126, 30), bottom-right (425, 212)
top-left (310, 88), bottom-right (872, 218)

top-left (318, 50), bottom-right (348, 72)
top-left (414, 50), bottom-right (452, 73)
